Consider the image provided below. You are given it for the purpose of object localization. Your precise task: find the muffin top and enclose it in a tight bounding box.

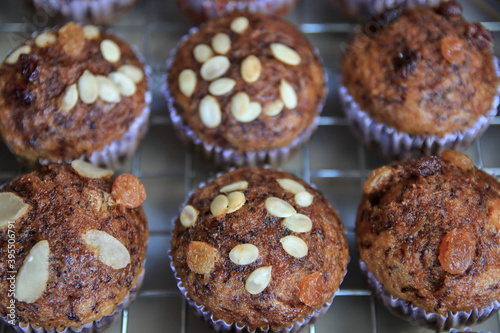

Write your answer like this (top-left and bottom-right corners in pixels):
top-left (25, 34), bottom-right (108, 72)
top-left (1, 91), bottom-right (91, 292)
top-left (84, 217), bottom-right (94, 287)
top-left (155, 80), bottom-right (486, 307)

top-left (0, 162), bottom-right (148, 329)
top-left (341, 1), bottom-right (498, 137)
top-left (356, 150), bottom-right (500, 314)
top-left (171, 169), bottom-right (348, 330)
top-left (0, 22), bottom-right (148, 166)
top-left (167, 12), bottom-right (326, 153)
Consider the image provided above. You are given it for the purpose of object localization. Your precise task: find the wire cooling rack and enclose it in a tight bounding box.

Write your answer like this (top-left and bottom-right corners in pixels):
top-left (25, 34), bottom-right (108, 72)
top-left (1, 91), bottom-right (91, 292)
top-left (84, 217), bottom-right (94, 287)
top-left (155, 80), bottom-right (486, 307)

top-left (0, 0), bottom-right (500, 332)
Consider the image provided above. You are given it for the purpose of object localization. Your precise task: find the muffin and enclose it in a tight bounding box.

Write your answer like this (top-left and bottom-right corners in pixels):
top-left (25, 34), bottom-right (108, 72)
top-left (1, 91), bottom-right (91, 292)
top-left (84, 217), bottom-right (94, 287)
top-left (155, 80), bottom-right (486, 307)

top-left (170, 168), bottom-right (349, 331)
top-left (340, 1), bottom-right (499, 159)
top-left (23, 0), bottom-right (138, 25)
top-left (0, 161), bottom-right (148, 332)
top-left (330, 0), bottom-right (442, 21)
top-left (175, 0), bottom-right (298, 23)
top-left (165, 12), bottom-right (327, 167)
top-left (0, 22), bottom-right (151, 169)
top-left (356, 150), bottom-right (500, 330)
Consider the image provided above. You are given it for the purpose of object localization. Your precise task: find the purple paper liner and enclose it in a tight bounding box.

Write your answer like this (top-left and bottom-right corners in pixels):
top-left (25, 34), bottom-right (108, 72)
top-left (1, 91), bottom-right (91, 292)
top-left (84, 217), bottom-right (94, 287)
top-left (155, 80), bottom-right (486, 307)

top-left (339, 57), bottom-right (500, 160)
top-left (24, 0), bottom-right (138, 25)
top-left (175, 0), bottom-right (298, 23)
top-left (164, 26), bottom-right (327, 168)
top-left (168, 171), bottom-right (348, 332)
top-left (330, 0), bottom-right (443, 21)
top-left (360, 260), bottom-right (500, 331)
top-left (1, 269), bottom-right (145, 333)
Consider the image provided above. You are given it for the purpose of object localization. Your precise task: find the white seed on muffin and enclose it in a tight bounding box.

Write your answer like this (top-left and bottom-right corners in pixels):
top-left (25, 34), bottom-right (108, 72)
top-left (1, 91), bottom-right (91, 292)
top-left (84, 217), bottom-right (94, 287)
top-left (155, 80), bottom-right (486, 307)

top-left (71, 160), bottom-right (114, 179)
top-left (0, 192), bottom-right (30, 229)
top-left (15, 240), bottom-right (50, 303)
top-left (180, 205), bottom-right (198, 228)
top-left (270, 43), bottom-right (301, 66)
top-left (100, 39), bottom-right (121, 63)
top-left (265, 197), bottom-right (296, 217)
top-left (199, 95), bottom-right (222, 128)
top-left (83, 230), bottom-right (131, 269)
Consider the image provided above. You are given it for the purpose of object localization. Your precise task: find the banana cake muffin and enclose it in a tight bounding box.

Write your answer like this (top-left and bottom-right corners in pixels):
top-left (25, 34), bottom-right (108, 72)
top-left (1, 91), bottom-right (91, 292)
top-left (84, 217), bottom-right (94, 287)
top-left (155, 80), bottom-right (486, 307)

top-left (0, 22), bottom-right (150, 169)
top-left (166, 12), bottom-right (326, 167)
top-left (0, 161), bottom-right (148, 332)
top-left (171, 168), bottom-right (349, 331)
top-left (356, 150), bottom-right (500, 330)
top-left (341, 1), bottom-right (499, 158)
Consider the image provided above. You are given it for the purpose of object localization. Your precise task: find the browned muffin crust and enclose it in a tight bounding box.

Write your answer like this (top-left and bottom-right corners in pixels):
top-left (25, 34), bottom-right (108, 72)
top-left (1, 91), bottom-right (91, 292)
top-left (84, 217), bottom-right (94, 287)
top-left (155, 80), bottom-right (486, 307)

top-left (171, 169), bottom-right (348, 330)
top-left (356, 151), bottom-right (500, 315)
top-left (0, 23), bottom-right (148, 165)
top-left (342, 2), bottom-right (498, 136)
top-left (167, 12), bottom-right (325, 152)
top-left (0, 163), bottom-right (148, 329)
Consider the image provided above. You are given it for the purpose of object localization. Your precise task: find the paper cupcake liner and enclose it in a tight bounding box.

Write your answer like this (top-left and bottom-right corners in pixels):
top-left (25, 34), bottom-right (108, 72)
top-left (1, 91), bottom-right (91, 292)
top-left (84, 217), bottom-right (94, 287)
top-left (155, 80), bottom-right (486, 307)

top-left (450, 329), bottom-right (493, 333)
top-left (24, 0), bottom-right (138, 25)
top-left (1, 269), bottom-right (145, 333)
top-left (175, 0), bottom-right (298, 23)
top-left (164, 27), bottom-right (326, 168)
top-left (331, 0), bottom-right (443, 21)
top-left (339, 57), bottom-right (500, 160)
top-left (169, 173), bottom-right (347, 332)
top-left (360, 260), bottom-right (500, 331)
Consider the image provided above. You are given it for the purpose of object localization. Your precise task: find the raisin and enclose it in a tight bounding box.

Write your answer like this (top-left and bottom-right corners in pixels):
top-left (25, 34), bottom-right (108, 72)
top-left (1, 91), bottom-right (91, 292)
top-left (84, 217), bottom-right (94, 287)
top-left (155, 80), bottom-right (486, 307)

top-left (440, 35), bottom-right (466, 64)
top-left (488, 198), bottom-right (500, 232)
top-left (438, 229), bottom-right (475, 275)
top-left (186, 241), bottom-right (218, 275)
top-left (298, 271), bottom-right (324, 307)
top-left (441, 149), bottom-right (473, 170)
top-left (465, 23), bottom-right (494, 49)
top-left (18, 54), bottom-right (40, 83)
top-left (436, 0), bottom-right (463, 17)
top-left (11, 86), bottom-right (36, 107)
top-left (393, 48), bottom-right (419, 79)
top-left (59, 22), bottom-right (85, 57)
top-left (410, 156), bottom-right (442, 177)
top-left (374, 8), bottom-right (402, 27)
top-left (111, 174), bottom-right (146, 209)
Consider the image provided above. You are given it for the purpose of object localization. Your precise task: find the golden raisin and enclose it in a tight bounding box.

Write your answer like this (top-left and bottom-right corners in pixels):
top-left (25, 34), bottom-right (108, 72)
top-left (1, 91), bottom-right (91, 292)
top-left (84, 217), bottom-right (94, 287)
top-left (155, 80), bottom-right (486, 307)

top-left (298, 271), bottom-right (324, 307)
top-left (363, 166), bottom-right (393, 195)
top-left (488, 198), bottom-right (500, 232)
top-left (441, 149), bottom-right (473, 171)
top-left (440, 35), bottom-right (466, 64)
top-left (112, 174), bottom-right (146, 209)
top-left (186, 241), bottom-right (218, 275)
top-left (59, 22), bottom-right (85, 57)
top-left (438, 229), bottom-right (476, 275)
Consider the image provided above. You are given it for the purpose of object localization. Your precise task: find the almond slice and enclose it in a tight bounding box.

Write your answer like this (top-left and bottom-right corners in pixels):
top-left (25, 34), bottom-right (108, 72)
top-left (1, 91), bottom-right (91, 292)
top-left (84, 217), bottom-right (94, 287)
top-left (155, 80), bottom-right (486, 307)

top-left (220, 181), bottom-right (248, 193)
top-left (212, 33), bottom-right (231, 55)
top-left (283, 214), bottom-right (312, 233)
top-left (230, 92), bottom-right (250, 119)
top-left (208, 78), bottom-right (236, 96)
top-left (83, 25), bottom-right (100, 39)
top-left (233, 102), bottom-right (261, 123)
top-left (118, 65), bottom-right (144, 83)
top-left (241, 55), bottom-right (261, 83)
top-left (5, 45), bottom-right (31, 65)
top-left (211, 194), bottom-right (228, 216)
top-left (179, 69), bottom-right (197, 98)
top-left (295, 191), bottom-right (314, 207)
top-left (109, 72), bottom-right (136, 97)
top-left (0, 192), bottom-right (29, 229)
top-left (187, 241), bottom-right (218, 274)
top-left (78, 70), bottom-right (99, 104)
top-left (270, 43), bottom-right (301, 66)
top-left (35, 32), bottom-right (56, 48)
top-left (227, 191), bottom-right (245, 213)
top-left (276, 178), bottom-right (306, 194)
top-left (265, 197), bottom-right (296, 217)
top-left (180, 205), bottom-right (198, 228)
top-left (193, 44), bottom-right (213, 63)
top-left (200, 56), bottom-right (230, 81)
top-left (280, 79), bottom-right (297, 109)
top-left (264, 100), bottom-right (284, 117)
top-left (229, 244), bottom-right (259, 265)
top-left (83, 230), bottom-right (131, 269)
top-left (230, 16), bottom-right (249, 34)
top-left (100, 39), bottom-right (121, 63)
top-left (246, 266), bottom-right (272, 294)
top-left (15, 240), bottom-right (50, 303)
top-left (71, 160), bottom-right (114, 179)
top-left (280, 235), bottom-right (308, 258)
top-left (199, 95), bottom-right (222, 128)
top-left (60, 84), bottom-right (79, 113)
top-left (96, 75), bottom-right (121, 104)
